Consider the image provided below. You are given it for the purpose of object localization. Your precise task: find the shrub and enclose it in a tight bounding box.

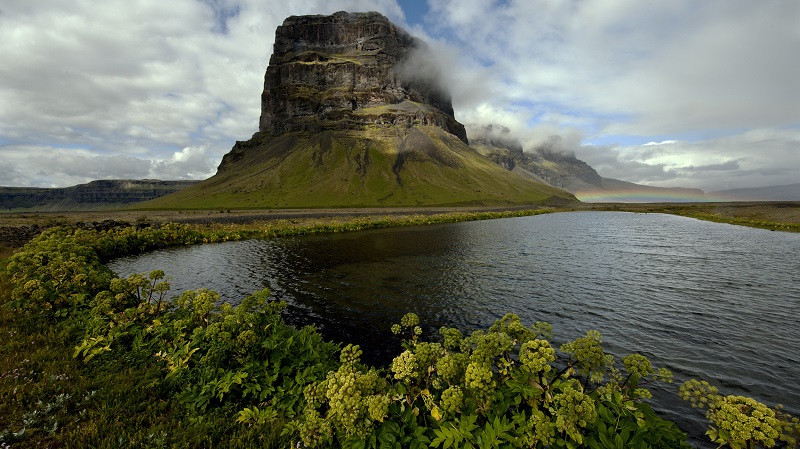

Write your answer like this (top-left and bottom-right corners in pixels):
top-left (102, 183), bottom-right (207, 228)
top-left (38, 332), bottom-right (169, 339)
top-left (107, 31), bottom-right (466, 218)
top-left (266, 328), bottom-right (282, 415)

top-left (3, 222), bottom-right (797, 448)
top-left (681, 379), bottom-right (800, 448)
top-left (288, 313), bottom-right (692, 448)
top-left (6, 228), bottom-right (112, 316)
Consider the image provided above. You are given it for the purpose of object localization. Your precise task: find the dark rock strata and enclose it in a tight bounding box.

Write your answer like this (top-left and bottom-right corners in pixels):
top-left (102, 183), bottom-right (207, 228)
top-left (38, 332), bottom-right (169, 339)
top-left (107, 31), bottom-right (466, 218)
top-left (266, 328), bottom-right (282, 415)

top-left (468, 124), bottom-right (602, 190)
top-left (257, 11), bottom-right (467, 143)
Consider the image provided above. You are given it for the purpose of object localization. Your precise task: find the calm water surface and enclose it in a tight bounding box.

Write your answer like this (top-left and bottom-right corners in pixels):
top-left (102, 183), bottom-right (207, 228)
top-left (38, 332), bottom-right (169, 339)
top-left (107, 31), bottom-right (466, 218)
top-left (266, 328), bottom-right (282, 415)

top-left (109, 212), bottom-right (800, 445)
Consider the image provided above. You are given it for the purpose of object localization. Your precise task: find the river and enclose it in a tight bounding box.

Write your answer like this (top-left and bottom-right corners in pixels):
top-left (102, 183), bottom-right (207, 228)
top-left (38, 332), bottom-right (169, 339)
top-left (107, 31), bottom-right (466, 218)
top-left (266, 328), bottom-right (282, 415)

top-left (108, 211), bottom-right (800, 446)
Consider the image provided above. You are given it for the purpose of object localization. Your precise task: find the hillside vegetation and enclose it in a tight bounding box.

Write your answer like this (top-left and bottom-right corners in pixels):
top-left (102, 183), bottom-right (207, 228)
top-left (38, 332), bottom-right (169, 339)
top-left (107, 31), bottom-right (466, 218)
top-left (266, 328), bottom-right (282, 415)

top-left (146, 128), bottom-right (575, 209)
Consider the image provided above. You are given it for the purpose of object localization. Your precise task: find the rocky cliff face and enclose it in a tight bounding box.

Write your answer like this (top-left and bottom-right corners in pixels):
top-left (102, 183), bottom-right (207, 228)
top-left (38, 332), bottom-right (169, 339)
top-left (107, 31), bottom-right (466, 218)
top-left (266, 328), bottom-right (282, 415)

top-left (467, 124), bottom-right (706, 202)
top-left (468, 124), bottom-right (602, 189)
top-left (257, 11), bottom-right (467, 143)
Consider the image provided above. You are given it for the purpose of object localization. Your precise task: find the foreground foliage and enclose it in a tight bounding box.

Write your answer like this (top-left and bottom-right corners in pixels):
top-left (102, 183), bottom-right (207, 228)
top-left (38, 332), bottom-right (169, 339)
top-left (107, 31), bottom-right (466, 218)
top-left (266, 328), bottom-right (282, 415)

top-left (289, 313), bottom-right (689, 449)
top-left (1, 221), bottom-right (798, 448)
top-left (680, 380), bottom-right (800, 449)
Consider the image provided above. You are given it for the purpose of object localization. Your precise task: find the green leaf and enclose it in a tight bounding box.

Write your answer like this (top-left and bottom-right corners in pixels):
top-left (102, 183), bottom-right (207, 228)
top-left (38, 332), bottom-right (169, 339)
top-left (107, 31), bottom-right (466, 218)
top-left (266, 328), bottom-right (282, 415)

top-left (620, 427), bottom-right (630, 443)
top-left (431, 428), bottom-right (449, 448)
top-left (599, 431), bottom-right (614, 448)
top-left (597, 404), bottom-right (614, 423)
top-left (344, 437), bottom-right (366, 449)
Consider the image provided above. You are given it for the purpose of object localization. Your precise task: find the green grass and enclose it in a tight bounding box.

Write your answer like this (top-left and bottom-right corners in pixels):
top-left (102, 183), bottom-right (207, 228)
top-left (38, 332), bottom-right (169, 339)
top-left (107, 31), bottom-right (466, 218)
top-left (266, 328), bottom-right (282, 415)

top-left (0, 292), bottom-right (290, 447)
top-left (284, 50), bottom-right (367, 66)
top-left (142, 128), bottom-right (576, 210)
top-left (584, 203), bottom-right (800, 233)
top-left (353, 100), bottom-right (435, 116)
top-left (673, 211), bottom-right (800, 231)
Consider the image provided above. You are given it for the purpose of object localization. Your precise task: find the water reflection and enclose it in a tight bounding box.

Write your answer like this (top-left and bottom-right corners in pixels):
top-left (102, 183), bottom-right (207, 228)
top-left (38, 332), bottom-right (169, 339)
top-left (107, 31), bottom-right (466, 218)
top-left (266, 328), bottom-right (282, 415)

top-left (109, 212), bottom-right (800, 446)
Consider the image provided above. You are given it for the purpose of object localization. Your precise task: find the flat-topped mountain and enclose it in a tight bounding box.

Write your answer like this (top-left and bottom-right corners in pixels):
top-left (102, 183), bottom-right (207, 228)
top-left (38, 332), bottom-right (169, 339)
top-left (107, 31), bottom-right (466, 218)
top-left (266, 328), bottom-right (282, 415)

top-left (259, 11), bottom-right (467, 142)
top-left (149, 12), bottom-right (575, 209)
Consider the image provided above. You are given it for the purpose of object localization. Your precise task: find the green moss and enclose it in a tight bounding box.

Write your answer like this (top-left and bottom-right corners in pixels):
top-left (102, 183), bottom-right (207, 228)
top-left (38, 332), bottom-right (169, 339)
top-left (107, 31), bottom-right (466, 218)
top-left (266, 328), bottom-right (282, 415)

top-left (283, 50), bottom-right (366, 66)
top-left (289, 86), bottom-right (353, 102)
top-left (354, 101), bottom-right (435, 116)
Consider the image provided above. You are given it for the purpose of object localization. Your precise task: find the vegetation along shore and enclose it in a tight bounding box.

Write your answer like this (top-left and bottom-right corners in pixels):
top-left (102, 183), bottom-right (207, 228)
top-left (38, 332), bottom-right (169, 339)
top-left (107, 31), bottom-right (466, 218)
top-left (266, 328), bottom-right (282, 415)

top-left (1, 204), bottom-right (799, 447)
top-left (2, 201), bottom-right (799, 253)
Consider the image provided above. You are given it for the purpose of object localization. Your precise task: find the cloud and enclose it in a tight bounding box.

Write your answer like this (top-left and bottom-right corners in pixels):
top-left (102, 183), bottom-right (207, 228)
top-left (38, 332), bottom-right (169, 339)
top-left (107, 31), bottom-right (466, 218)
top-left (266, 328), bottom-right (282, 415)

top-left (0, 146), bottom-right (151, 187)
top-left (0, 144), bottom-right (218, 187)
top-left (426, 0), bottom-right (800, 136)
top-left (643, 140), bottom-right (677, 146)
top-left (574, 127), bottom-right (800, 191)
top-left (0, 0), bottom-right (408, 187)
top-left (420, 0), bottom-right (800, 191)
top-left (682, 160), bottom-right (741, 173)
top-left (1, 0), bottom-right (798, 192)
top-left (153, 146), bottom-right (218, 180)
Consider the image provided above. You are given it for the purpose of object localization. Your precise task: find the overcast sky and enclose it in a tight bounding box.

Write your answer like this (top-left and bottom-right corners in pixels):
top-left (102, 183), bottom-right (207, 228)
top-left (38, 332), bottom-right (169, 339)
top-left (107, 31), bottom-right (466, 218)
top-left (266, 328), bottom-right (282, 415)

top-left (1, 0), bottom-right (798, 191)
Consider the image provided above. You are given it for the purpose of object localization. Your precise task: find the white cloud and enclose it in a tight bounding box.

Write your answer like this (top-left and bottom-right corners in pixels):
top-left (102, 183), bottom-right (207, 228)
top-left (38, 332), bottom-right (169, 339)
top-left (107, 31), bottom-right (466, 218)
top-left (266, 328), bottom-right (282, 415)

top-left (643, 141), bottom-right (677, 147)
top-left (0, 0), bottom-right (798, 192)
top-left (0, 143), bottom-right (219, 187)
top-left (153, 145), bottom-right (218, 180)
top-left (574, 128), bottom-right (800, 191)
top-left (427, 0), bottom-right (800, 136)
top-left (422, 0), bottom-right (800, 191)
top-left (0, 0), bottom-right (408, 187)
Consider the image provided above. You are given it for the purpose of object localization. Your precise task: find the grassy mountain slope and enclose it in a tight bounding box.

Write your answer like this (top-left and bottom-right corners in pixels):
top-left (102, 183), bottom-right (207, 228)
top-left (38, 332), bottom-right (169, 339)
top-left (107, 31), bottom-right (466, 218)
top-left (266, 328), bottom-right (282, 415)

top-left (145, 127), bottom-right (576, 209)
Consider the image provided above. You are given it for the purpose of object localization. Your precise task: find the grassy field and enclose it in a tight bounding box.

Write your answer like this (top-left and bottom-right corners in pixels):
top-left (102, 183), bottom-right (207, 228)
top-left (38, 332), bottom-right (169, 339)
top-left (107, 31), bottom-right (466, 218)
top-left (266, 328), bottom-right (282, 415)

top-left (2, 201), bottom-right (797, 267)
top-left (0, 206), bottom-right (562, 252)
top-left (580, 201), bottom-right (800, 232)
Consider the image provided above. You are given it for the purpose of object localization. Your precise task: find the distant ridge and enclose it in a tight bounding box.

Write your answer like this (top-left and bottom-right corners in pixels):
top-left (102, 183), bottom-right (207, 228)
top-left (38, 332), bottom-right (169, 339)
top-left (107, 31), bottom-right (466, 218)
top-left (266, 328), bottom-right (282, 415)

top-left (0, 180), bottom-right (198, 211)
top-left (709, 183), bottom-right (800, 201)
top-left (571, 177), bottom-right (706, 203)
top-left (467, 124), bottom-right (706, 203)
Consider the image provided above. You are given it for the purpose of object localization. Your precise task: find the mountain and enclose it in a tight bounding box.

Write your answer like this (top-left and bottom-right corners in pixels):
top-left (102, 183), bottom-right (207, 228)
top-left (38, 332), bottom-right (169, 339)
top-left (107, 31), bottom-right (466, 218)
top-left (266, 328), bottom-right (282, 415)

top-left (468, 124), bottom-right (707, 203)
top-left (708, 183), bottom-right (800, 201)
top-left (0, 180), bottom-right (198, 211)
top-left (147, 12), bottom-right (575, 209)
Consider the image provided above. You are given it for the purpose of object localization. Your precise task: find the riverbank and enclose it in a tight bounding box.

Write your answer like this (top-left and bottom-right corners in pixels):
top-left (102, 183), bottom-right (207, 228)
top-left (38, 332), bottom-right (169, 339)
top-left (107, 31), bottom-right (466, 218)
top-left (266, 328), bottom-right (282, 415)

top-left (2, 202), bottom-right (799, 258)
top-left (0, 206), bottom-right (560, 257)
top-left (3, 209), bottom-right (799, 447)
top-left (1, 221), bottom-right (699, 448)
top-left (582, 201), bottom-right (800, 231)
